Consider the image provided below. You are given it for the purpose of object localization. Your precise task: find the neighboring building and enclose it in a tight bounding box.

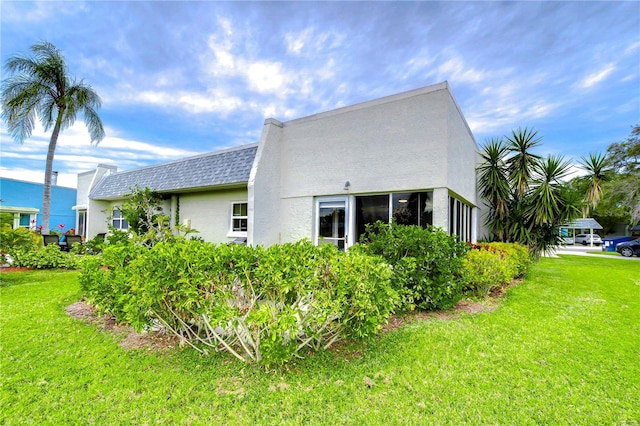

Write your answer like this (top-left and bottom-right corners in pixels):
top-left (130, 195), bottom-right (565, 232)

top-left (77, 82), bottom-right (480, 247)
top-left (0, 177), bottom-right (77, 232)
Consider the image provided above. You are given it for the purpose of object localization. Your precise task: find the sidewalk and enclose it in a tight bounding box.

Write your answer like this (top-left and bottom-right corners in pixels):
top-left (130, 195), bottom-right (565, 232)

top-left (552, 245), bottom-right (640, 260)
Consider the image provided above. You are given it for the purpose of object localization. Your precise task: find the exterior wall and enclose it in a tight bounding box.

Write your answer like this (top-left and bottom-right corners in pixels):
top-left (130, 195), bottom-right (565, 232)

top-left (248, 119), bottom-right (284, 246)
top-left (86, 199), bottom-right (112, 238)
top-left (178, 188), bottom-right (248, 243)
top-left (251, 82), bottom-right (479, 246)
top-left (0, 177), bottom-right (76, 232)
top-left (446, 90), bottom-right (479, 205)
top-left (77, 165), bottom-right (117, 238)
top-left (432, 187), bottom-right (450, 231)
top-left (278, 85), bottom-right (450, 199)
top-left (85, 188), bottom-right (248, 244)
top-left (279, 196), bottom-right (314, 243)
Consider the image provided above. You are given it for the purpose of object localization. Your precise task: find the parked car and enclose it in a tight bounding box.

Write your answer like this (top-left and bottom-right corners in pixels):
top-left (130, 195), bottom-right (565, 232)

top-left (574, 234), bottom-right (602, 246)
top-left (616, 239), bottom-right (640, 257)
top-left (560, 236), bottom-right (574, 245)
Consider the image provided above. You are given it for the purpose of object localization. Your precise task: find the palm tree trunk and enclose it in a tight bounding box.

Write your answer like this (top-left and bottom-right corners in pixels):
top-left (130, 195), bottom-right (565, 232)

top-left (41, 110), bottom-right (64, 233)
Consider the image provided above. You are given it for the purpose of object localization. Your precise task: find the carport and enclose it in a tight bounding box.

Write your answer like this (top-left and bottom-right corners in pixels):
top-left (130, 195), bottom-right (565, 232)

top-left (560, 218), bottom-right (604, 247)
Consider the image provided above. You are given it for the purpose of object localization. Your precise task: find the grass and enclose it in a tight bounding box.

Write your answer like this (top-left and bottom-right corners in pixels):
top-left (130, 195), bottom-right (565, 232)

top-left (1, 256), bottom-right (639, 425)
top-left (587, 250), bottom-right (622, 256)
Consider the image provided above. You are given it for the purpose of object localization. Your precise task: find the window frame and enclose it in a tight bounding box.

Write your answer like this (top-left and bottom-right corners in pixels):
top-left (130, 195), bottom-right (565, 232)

top-left (228, 201), bottom-right (248, 237)
top-left (354, 191), bottom-right (433, 242)
top-left (111, 208), bottom-right (129, 230)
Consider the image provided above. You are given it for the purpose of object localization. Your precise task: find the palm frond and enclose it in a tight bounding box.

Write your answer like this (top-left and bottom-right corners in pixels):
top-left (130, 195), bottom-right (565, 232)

top-left (505, 127), bottom-right (543, 197)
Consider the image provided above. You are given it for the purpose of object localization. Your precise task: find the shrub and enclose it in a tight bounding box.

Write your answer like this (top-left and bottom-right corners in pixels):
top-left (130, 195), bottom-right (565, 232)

top-left (0, 225), bottom-right (40, 254)
top-left (359, 221), bottom-right (468, 311)
top-left (11, 244), bottom-right (79, 269)
top-left (463, 242), bottom-right (531, 297)
top-left (488, 242), bottom-right (530, 277)
top-left (79, 240), bottom-right (397, 366)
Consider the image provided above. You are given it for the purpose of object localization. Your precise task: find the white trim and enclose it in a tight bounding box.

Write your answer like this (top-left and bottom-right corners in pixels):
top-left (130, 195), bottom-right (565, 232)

top-left (314, 196), bottom-right (349, 249)
top-left (0, 206), bottom-right (39, 213)
top-left (227, 201), bottom-right (248, 238)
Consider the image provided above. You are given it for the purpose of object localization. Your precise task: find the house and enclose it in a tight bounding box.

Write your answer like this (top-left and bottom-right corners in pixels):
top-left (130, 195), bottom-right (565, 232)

top-left (77, 81), bottom-right (480, 247)
top-left (0, 176), bottom-right (77, 232)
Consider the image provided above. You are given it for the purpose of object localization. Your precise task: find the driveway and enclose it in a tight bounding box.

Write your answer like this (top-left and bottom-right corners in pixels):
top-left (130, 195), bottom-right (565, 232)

top-left (553, 245), bottom-right (640, 260)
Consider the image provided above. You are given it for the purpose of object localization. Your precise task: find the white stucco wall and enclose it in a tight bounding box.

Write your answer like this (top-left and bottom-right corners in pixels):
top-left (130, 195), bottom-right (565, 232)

top-left (86, 199), bottom-right (111, 238)
top-left (446, 90), bottom-right (479, 205)
top-left (75, 171), bottom-right (95, 207)
top-left (178, 188), bottom-right (248, 243)
top-left (251, 81), bottom-right (479, 246)
top-left (80, 165), bottom-right (118, 239)
top-left (278, 86), bottom-right (450, 198)
top-left (248, 119), bottom-right (284, 246)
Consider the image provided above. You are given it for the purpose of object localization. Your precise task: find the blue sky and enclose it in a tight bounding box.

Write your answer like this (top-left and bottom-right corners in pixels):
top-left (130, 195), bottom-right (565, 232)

top-left (1, 1), bottom-right (639, 188)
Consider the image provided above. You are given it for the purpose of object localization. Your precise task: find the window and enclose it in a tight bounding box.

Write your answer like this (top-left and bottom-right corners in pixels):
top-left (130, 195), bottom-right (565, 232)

top-left (448, 196), bottom-right (472, 242)
top-left (78, 210), bottom-right (87, 237)
top-left (392, 192), bottom-right (433, 228)
top-left (231, 202), bottom-right (248, 234)
top-left (355, 195), bottom-right (389, 239)
top-left (112, 209), bottom-right (129, 230)
top-left (317, 198), bottom-right (347, 250)
top-left (19, 213), bottom-right (31, 228)
top-left (355, 191), bottom-right (433, 241)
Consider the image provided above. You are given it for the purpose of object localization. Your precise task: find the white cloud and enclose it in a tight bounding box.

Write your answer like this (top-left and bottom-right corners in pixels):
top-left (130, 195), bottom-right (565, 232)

top-left (0, 167), bottom-right (77, 188)
top-left (0, 121), bottom-right (203, 188)
top-left (437, 56), bottom-right (485, 84)
top-left (284, 27), bottom-right (345, 56)
top-left (624, 40), bottom-right (640, 56)
top-left (285, 28), bottom-right (313, 55)
top-left (577, 63), bottom-right (616, 89)
top-left (246, 62), bottom-right (287, 94)
top-left (1, 1), bottom-right (86, 23)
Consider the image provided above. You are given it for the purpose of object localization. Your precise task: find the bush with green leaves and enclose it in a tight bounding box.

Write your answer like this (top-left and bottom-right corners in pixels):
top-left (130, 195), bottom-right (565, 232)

top-left (11, 244), bottom-right (79, 269)
top-left (463, 242), bottom-right (530, 297)
top-left (485, 242), bottom-right (531, 277)
top-left (0, 225), bottom-right (40, 255)
top-left (80, 240), bottom-right (397, 366)
top-left (359, 221), bottom-right (468, 311)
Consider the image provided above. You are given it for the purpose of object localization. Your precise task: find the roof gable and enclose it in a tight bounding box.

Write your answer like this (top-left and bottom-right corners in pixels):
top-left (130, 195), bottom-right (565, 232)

top-left (90, 144), bottom-right (257, 200)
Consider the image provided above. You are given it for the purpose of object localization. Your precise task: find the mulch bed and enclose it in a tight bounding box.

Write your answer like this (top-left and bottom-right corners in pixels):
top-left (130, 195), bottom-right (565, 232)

top-left (66, 300), bottom-right (179, 352)
top-left (1, 266), bottom-right (33, 273)
top-left (66, 289), bottom-right (512, 354)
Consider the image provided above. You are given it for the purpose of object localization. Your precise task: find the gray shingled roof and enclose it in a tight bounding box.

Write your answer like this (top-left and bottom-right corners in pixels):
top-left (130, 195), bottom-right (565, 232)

top-left (90, 144), bottom-right (258, 200)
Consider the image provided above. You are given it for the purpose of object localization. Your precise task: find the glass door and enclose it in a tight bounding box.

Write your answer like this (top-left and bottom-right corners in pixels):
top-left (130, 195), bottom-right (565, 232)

top-left (316, 198), bottom-right (348, 250)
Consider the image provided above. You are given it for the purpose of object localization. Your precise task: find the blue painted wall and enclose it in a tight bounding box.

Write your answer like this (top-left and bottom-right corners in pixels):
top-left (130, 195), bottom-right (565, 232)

top-left (0, 178), bottom-right (77, 232)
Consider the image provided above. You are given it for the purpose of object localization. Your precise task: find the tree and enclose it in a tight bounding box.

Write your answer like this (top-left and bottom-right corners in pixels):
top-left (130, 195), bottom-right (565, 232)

top-left (1, 41), bottom-right (104, 232)
top-left (478, 128), bottom-right (582, 259)
top-left (578, 152), bottom-right (610, 217)
top-left (601, 124), bottom-right (640, 225)
top-left (477, 138), bottom-right (510, 241)
top-left (120, 186), bottom-right (170, 237)
top-left (505, 127), bottom-right (542, 197)
top-left (607, 124), bottom-right (639, 175)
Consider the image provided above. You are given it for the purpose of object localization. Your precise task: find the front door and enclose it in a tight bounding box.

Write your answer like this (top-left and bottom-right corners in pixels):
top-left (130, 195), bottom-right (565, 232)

top-left (316, 198), bottom-right (348, 250)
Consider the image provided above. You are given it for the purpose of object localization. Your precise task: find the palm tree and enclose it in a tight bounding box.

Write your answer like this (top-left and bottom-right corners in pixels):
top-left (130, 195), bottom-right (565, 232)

top-left (578, 152), bottom-right (609, 217)
top-left (505, 127), bottom-right (542, 197)
top-left (478, 128), bottom-right (582, 259)
top-left (528, 155), bottom-right (573, 226)
top-left (477, 138), bottom-right (510, 241)
top-left (1, 41), bottom-right (104, 232)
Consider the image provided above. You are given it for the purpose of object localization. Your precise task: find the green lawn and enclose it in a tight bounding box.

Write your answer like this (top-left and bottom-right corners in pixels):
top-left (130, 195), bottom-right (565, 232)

top-left (1, 256), bottom-right (639, 425)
